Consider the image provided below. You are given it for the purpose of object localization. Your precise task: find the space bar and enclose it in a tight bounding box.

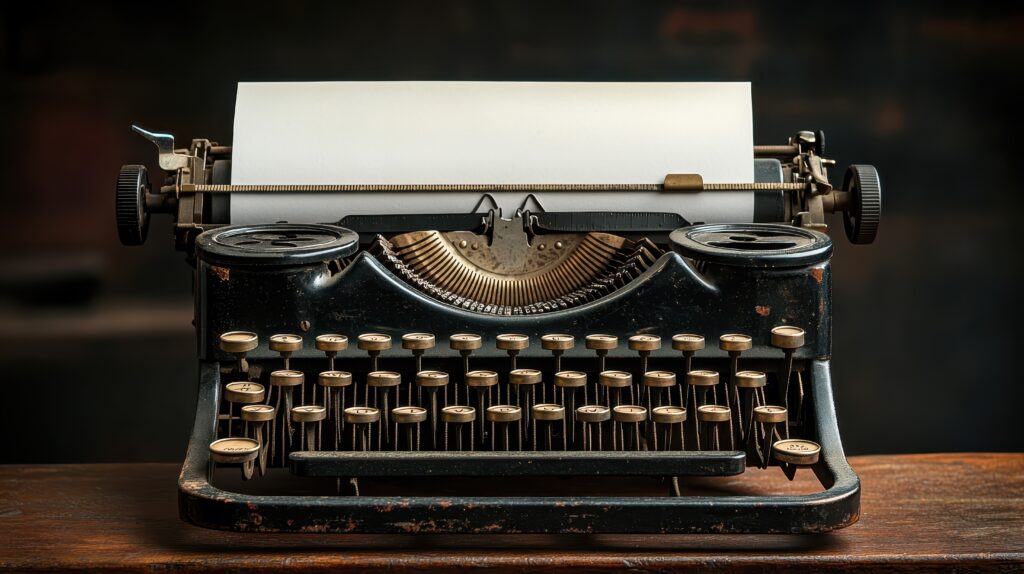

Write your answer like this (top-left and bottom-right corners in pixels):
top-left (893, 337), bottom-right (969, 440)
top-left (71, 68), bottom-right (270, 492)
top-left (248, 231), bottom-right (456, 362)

top-left (290, 450), bottom-right (745, 477)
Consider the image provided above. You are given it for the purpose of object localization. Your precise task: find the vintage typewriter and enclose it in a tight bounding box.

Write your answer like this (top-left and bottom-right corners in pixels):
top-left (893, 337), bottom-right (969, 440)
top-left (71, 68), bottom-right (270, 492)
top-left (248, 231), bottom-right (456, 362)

top-left (117, 119), bottom-right (880, 533)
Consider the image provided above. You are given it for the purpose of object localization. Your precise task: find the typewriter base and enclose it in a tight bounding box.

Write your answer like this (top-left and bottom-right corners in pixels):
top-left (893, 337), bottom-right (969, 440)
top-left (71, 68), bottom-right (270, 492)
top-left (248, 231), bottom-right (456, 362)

top-left (178, 360), bottom-right (860, 534)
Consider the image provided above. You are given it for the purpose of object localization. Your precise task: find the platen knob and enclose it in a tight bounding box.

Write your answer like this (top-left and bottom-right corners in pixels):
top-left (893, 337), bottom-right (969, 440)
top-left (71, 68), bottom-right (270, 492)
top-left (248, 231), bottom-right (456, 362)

top-left (843, 164), bottom-right (882, 245)
top-left (115, 164), bottom-right (150, 246)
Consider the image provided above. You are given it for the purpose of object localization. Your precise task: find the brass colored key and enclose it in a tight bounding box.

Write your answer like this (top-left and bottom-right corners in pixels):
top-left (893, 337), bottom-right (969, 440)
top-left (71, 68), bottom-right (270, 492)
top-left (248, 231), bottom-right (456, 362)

top-left (465, 369), bottom-right (498, 443)
top-left (441, 405), bottom-right (476, 451)
top-left (628, 334), bottom-right (661, 374)
top-left (642, 370), bottom-right (676, 415)
top-left (586, 334), bottom-right (618, 401)
top-left (719, 334), bottom-right (751, 441)
top-left (509, 368), bottom-right (542, 440)
top-left (771, 325), bottom-right (806, 415)
top-left (532, 404), bottom-right (566, 450)
top-left (651, 405), bottom-right (687, 451)
top-left (209, 437), bottom-right (260, 481)
top-left (315, 334), bottom-right (348, 372)
top-left (318, 370), bottom-right (352, 447)
top-left (612, 405), bottom-right (647, 451)
top-left (416, 370), bottom-right (450, 449)
top-left (486, 405), bottom-right (523, 451)
top-left (575, 405), bottom-right (610, 451)
top-left (672, 333), bottom-right (705, 407)
top-left (772, 438), bottom-right (820, 467)
top-left (392, 406), bottom-right (428, 451)
top-left (496, 334), bottom-right (530, 371)
top-left (268, 369), bottom-right (304, 465)
top-left (735, 370), bottom-right (767, 443)
top-left (223, 382), bottom-right (265, 437)
top-left (344, 406), bottom-right (380, 451)
top-left (357, 333), bottom-right (391, 371)
top-left (684, 369), bottom-right (719, 450)
top-left (402, 333), bottom-right (435, 400)
top-left (541, 333), bottom-right (574, 374)
top-left (599, 370), bottom-right (632, 410)
top-left (269, 333), bottom-right (302, 370)
top-left (554, 370), bottom-right (587, 441)
top-left (291, 405), bottom-right (327, 451)
top-left (367, 371), bottom-right (402, 447)
top-left (697, 404), bottom-right (734, 450)
top-left (753, 405), bottom-right (789, 469)
top-left (240, 404), bottom-right (275, 477)
top-left (219, 331), bottom-right (258, 374)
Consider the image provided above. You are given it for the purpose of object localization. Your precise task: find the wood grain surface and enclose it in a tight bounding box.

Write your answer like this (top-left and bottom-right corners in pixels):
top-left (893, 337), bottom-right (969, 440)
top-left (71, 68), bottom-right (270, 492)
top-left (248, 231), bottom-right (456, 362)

top-left (0, 453), bottom-right (1021, 572)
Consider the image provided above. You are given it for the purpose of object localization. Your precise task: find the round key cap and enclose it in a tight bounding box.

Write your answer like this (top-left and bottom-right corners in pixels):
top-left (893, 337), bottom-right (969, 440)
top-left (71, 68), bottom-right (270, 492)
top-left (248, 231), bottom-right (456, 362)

top-left (402, 332), bottom-right (436, 350)
top-left (541, 334), bottom-right (575, 351)
top-left (772, 439), bottom-right (821, 465)
top-left (450, 333), bottom-right (482, 351)
top-left (735, 370), bottom-right (767, 388)
top-left (465, 370), bottom-right (498, 387)
top-left (209, 437), bottom-right (260, 464)
top-left (357, 333), bottom-right (392, 351)
top-left (269, 369), bottom-right (304, 387)
top-left (585, 334), bottom-right (618, 350)
top-left (575, 405), bottom-right (611, 423)
top-left (291, 405), bottom-right (327, 423)
top-left (496, 333), bottom-right (530, 351)
top-left (269, 334), bottom-right (303, 353)
top-left (770, 326), bottom-right (806, 349)
top-left (219, 331), bottom-right (258, 354)
top-left (486, 405), bottom-right (522, 422)
top-left (441, 405), bottom-right (476, 423)
top-left (392, 405), bottom-right (428, 424)
top-left (344, 406), bottom-right (380, 424)
top-left (651, 405), bottom-right (687, 424)
top-left (642, 371), bottom-right (676, 387)
top-left (554, 371), bottom-right (587, 388)
top-left (319, 370), bottom-right (353, 387)
top-left (628, 334), bottom-right (661, 352)
top-left (671, 333), bottom-right (705, 352)
top-left (719, 334), bottom-right (752, 352)
top-left (532, 403), bottom-right (565, 421)
top-left (753, 405), bottom-right (788, 424)
top-left (415, 370), bottom-right (449, 387)
top-left (315, 334), bottom-right (348, 352)
top-left (224, 382), bottom-right (265, 404)
top-left (612, 405), bottom-right (648, 423)
top-left (686, 370), bottom-right (719, 387)
top-left (509, 368), bottom-right (542, 385)
top-left (599, 370), bottom-right (632, 388)
top-left (240, 404), bottom-right (276, 422)
top-left (697, 404), bottom-right (732, 422)
top-left (367, 370), bottom-right (401, 387)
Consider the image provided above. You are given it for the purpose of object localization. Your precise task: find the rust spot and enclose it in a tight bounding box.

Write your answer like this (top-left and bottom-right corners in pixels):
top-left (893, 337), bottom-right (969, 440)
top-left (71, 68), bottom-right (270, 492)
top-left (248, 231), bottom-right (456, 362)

top-left (755, 305), bottom-right (771, 317)
top-left (248, 512), bottom-right (263, 526)
top-left (810, 268), bottom-right (824, 284)
top-left (438, 500), bottom-right (452, 509)
top-left (212, 265), bottom-right (230, 282)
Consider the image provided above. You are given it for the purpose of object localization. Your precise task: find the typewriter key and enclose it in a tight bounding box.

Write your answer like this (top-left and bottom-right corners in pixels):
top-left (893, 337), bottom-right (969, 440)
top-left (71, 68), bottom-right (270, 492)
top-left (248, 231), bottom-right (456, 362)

top-left (497, 333), bottom-right (529, 371)
top-left (240, 404), bottom-right (275, 476)
top-left (416, 371), bottom-right (449, 448)
top-left (319, 370), bottom-right (352, 447)
top-left (450, 334), bottom-right (483, 392)
top-left (651, 405), bottom-right (687, 451)
top-left (209, 437), bottom-right (260, 481)
top-left (612, 405), bottom-right (647, 451)
top-left (465, 369), bottom-right (498, 442)
top-left (269, 369), bottom-right (304, 464)
top-left (269, 334), bottom-right (303, 370)
top-left (697, 405), bottom-right (734, 450)
top-left (576, 405), bottom-right (610, 451)
top-left (392, 406), bottom-right (427, 451)
top-left (642, 370), bottom-right (676, 415)
top-left (291, 405), bottom-right (326, 451)
top-left (599, 370), bottom-right (632, 409)
top-left (344, 406), bottom-right (380, 451)
top-left (541, 334), bottom-right (574, 383)
top-left (628, 334), bottom-right (661, 376)
top-left (510, 368), bottom-right (542, 440)
top-left (735, 370), bottom-right (767, 441)
top-left (673, 333), bottom-right (705, 407)
top-left (771, 325), bottom-right (806, 415)
top-left (752, 405), bottom-right (788, 468)
top-left (719, 334), bottom-right (750, 442)
top-left (402, 333), bottom-right (435, 399)
top-left (315, 334), bottom-right (348, 372)
top-left (554, 370), bottom-right (587, 440)
top-left (219, 331), bottom-right (258, 374)
top-left (441, 406), bottom-right (476, 451)
top-left (224, 382), bottom-right (265, 437)
top-left (357, 333), bottom-right (391, 371)
top-left (532, 404), bottom-right (566, 451)
top-left (486, 405), bottom-right (522, 451)
top-left (772, 438), bottom-right (820, 466)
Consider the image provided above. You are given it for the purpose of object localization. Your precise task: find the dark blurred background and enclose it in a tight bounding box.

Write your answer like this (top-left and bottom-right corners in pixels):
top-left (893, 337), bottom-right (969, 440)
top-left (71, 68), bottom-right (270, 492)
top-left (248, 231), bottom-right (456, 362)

top-left (1, 1), bottom-right (1021, 463)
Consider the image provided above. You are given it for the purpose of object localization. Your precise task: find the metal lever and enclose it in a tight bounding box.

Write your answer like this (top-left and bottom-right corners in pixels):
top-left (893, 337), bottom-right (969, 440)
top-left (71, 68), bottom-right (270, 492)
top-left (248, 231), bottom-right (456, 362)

top-left (132, 125), bottom-right (193, 171)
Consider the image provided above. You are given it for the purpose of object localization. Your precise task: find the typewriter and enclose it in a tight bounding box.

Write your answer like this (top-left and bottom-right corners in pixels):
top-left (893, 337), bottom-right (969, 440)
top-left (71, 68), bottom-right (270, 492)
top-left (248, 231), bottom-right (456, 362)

top-left (117, 118), bottom-right (879, 533)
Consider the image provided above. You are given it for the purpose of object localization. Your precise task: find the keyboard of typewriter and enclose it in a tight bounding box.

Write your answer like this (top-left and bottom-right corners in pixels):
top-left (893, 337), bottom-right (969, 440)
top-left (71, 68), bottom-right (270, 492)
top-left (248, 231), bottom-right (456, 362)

top-left (210, 328), bottom-right (820, 496)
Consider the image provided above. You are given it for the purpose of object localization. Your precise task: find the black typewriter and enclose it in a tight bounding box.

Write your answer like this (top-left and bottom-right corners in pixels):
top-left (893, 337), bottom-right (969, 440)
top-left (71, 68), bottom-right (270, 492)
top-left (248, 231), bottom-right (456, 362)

top-left (116, 125), bottom-right (880, 533)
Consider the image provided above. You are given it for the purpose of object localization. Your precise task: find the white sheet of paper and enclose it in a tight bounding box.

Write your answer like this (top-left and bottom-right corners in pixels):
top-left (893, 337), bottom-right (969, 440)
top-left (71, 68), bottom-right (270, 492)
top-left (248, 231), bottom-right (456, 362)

top-left (230, 81), bottom-right (754, 224)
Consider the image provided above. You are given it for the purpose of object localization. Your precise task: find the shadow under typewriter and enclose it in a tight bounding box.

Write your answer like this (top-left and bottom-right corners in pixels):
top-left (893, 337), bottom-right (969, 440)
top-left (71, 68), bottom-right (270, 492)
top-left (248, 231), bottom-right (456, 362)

top-left (181, 219), bottom-right (859, 534)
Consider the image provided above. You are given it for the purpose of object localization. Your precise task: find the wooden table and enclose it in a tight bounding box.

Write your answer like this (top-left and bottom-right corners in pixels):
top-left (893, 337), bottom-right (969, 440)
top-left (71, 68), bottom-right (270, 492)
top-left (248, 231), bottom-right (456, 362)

top-left (0, 454), bottom-right (1021, 572)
